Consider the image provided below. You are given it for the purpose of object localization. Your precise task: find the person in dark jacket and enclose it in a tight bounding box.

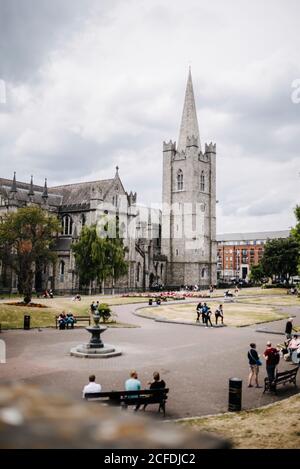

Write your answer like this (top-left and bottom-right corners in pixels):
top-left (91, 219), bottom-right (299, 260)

top-left (247, 343), bottom-right (261, 388)
top-left (285, 318), bottom-right (296, 340)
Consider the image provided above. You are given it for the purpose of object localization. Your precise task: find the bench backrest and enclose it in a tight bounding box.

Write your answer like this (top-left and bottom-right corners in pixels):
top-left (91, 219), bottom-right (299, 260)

top-left (85, 388), bottom-right (169, 400)
top-left (275, 367), bottom-right (298, 382)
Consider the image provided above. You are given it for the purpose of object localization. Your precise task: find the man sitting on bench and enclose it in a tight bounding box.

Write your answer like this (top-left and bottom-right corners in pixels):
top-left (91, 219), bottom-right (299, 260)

top-left (143, 371), bottom-right (166, 412)
top-left (125, 370), bottom-right (141, 411)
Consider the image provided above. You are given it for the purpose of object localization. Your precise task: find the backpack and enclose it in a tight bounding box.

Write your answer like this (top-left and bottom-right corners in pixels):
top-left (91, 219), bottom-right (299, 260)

top-left (270, 348), bottom-right (280, 365)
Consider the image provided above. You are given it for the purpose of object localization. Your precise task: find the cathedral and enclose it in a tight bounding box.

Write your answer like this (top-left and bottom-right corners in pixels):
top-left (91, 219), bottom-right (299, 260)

top-left (0, 71), bottom-right (217, 293)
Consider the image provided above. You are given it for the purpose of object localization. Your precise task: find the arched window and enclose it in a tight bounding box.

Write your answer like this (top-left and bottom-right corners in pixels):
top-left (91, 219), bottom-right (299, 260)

top-left (62, 215), bottom-right (73, 235)
top-left (201, 267), bottom-right (206, 278)
top-left (177, 169), bottom-right (183, 191)
top-left (200, 171), bottom-right (205, 192)
top-left (59, 261), bottom-right (65, 282)
top-left (81, 214), bottom-right (86, 226)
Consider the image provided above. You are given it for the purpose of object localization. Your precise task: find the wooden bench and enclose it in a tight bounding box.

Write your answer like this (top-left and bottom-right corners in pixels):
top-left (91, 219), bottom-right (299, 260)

top-left (55, 315), bottom-right (91, 329)
top-left (263, 367), bottom-right (299, 393)
top-left (85, 388), bottom-right (169, 416)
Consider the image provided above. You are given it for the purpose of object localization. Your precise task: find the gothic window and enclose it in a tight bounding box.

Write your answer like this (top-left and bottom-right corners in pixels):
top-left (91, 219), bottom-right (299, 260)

top-left (201, 267), bottom-right (206, 278)
top-left (59, 261), bottom-right (65, 282)
top-left (62, 215), bottom-right (73, 236)
top-left (81, 214), bottom-right (86, 226)
top-left (200, 171), bottom-right (205, 191)
top-left (177, 169), bottom-right (183, 191)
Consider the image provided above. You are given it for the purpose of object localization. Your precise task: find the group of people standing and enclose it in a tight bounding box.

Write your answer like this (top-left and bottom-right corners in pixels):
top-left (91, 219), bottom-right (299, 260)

top-left (247, 341), bottom-right (280, 388)
top-left (196, 303), bottom-right (224, 326)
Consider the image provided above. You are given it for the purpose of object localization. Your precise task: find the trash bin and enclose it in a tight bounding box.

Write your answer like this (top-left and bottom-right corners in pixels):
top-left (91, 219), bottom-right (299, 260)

top-left (156, 298), bottom-right (161, 306)
top-left (149, 299), bottom-right (153, 306)
top-left (24, 315), bottom-right (31, 330)
top-left (228, 377), bottom-right (242, 411)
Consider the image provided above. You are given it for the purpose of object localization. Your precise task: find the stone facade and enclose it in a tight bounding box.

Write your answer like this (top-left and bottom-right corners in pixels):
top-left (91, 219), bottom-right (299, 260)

top-left (161, 70), bottom-right (217, 287)
top-left (0, 171), bottom-right (165, 293)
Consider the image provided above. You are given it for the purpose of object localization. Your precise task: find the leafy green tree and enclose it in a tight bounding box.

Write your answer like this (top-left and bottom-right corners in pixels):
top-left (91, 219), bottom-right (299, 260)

top-left (249, 263), bottom-right (267, 284)
top-left (261, 237), bottom-right (299, 284)
top-left (72, 224), bottom-right (128, 293)
top-left (0, 206), bottom-right (60, 303)
top-left (291, 205), bottom-right (300, 274)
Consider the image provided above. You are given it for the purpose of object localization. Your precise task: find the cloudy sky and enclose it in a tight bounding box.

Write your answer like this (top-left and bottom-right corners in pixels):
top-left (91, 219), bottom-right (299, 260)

top-left (0, 0), bottom-right (299, 233)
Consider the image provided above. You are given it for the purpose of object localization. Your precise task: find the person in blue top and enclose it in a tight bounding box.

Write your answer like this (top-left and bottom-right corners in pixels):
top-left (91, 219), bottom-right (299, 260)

top-left (125, 370), bottom-right (141, 410)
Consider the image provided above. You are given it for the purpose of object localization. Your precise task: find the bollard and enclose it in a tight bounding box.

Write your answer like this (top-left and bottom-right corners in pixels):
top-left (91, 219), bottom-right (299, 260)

top-left (24, 315), bottom-right (31, 330)
top-left (228, 377), bottom-right (242, 411)
top-left (148, 299), bottom-right (153, 306)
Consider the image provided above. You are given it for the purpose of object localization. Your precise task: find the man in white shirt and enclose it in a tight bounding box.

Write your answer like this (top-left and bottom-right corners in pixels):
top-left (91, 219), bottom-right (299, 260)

top-left (82, 375), bottom-right (102, 398)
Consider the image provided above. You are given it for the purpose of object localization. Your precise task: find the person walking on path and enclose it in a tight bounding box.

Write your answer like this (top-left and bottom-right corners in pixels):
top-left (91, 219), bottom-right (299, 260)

top-left (215, 304), bottom-right (224, 325)
top-left (247, 343), bottom-right (261, 388)
top-left (285, 318), bottom-right (296, 340)
top-left (263, 341), bottom-right (280, 386)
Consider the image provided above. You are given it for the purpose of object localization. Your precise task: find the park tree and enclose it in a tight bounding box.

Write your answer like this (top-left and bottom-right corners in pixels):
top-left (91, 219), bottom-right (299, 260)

top-left (0, 206), bottom-right (60, 303)
top-left (260, 237), bottom-right (299, 284)
top-left (291, 205), bottom-right (300, 274)
top-left (72, 224), bottom-right (128, 293)
top-left (249, 263), bottom-right (267, 284)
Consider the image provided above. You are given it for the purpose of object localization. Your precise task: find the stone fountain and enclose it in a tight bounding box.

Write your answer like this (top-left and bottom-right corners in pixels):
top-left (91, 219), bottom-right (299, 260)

top-left (70, 311), bottom-right (121, 358)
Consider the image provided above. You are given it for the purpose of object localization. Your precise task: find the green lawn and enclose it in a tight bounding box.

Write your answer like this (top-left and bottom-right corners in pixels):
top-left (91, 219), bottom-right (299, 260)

top-left (178, 394), bottom-right (300, 449)
top-left (139, 302), bottom-right (289, 327)
top-left (0, 295), bottom-right (142, 329)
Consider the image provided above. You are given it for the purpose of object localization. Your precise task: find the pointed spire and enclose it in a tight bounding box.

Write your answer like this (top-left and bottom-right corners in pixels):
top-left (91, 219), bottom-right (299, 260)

top-left (177, 68), bottom-right (201, 152)
top-left (42, 178), bottom-right (48, 200)
top-left (115, 165), bottom-right (119, 176)
top-left (28, 175), bottom-right (34, 197)
top-left (10, 172), bottom-right (17, 193)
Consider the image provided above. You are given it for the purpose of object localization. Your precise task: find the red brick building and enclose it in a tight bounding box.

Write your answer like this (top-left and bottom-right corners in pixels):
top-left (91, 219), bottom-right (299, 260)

top-left (216, 230), bottom-right (290, 281)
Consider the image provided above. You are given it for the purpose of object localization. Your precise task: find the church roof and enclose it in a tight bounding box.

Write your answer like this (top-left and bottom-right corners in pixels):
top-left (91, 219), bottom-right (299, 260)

top-left (0, 177), bottom-right (62, 207)
top-left (177, 68), bottom-right (201, 152)
top-left (50, 179), bottom-right (114, 206)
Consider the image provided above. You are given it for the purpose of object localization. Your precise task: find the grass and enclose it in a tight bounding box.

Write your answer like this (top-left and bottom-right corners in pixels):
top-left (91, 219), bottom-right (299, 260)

top-left (139, 302), bottom-right (289, 327)
top-left (0, 295), bottom-right (142, 329)
top-left (178, 394), bottom-right (300, 448)
top-left (237, 296), bottom-right (300, 307)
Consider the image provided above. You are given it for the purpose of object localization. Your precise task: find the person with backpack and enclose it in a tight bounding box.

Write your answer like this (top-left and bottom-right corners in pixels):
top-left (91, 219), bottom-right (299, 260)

top-left (263, 341), bottom-right (280, 385)
top-left (205, 307), bottom-right (213, 328)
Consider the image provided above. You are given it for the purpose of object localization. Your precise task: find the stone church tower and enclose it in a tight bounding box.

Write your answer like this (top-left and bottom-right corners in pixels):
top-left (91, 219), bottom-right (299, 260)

top-left (161, 69), bottom-right (217, 287)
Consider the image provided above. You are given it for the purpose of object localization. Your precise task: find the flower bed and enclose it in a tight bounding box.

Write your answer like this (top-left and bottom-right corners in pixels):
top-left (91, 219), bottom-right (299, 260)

top-left (4, 302), bottom-right (48, 308)
top-left (122, 291), bottom-right (210, 300)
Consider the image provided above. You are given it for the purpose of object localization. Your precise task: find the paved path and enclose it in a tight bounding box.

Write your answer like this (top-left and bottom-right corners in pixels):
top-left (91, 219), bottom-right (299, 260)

top-left (1, 299), bottom-right (300, 419)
